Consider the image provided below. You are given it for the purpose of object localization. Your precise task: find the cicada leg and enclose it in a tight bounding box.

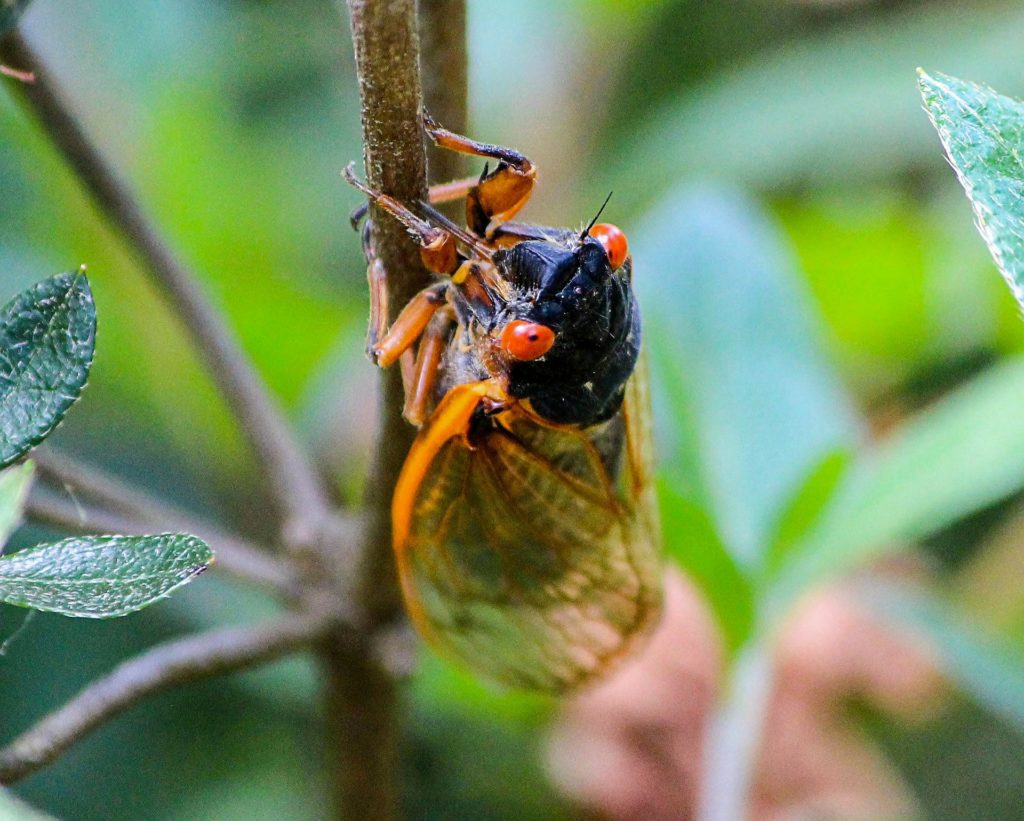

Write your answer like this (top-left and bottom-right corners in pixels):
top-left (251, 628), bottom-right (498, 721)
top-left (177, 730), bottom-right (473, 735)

top-left (348, 175), bottom-right (485, 231)
top-left (403, 305), bottom-right (456, 427)
top-left (422, 115), bottom-right (537, 238)
top-left (371, 281), bottom-right (448, 368)
top-left (343, 163), bottom-right (460, 275)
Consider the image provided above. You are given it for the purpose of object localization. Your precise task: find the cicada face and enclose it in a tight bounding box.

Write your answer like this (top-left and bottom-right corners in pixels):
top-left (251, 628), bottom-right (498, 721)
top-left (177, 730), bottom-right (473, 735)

top-left (348, 121), bottom-right (663, 693)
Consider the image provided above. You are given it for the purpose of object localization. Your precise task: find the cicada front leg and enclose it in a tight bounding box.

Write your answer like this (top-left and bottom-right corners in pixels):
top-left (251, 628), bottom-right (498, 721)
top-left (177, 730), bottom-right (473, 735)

top-left (345, 164), bottom-right (468, 425)
top-left (423, 115), bottom-right (537, 238)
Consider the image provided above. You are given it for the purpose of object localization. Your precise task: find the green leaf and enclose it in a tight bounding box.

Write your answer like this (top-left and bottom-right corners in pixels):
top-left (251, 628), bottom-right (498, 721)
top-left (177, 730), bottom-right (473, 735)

top-left (597, 3), bottom-right (1024, 214)
top-left (0, 270), bottom-right (96, 468)
top-left (919, 70), bottom-right (1024, 310)
top-left (659, 481), bottom-right (754, 655)
top-left (764, 449), bottom-right (850, 577)
top-left (866, 582), bottom-right (1024, 732)
top-left (0, 533), bottom-right (213, 617)
top-left (0, 461), bottom-right (33, 549)
top-left (771, 356), bottom-right (1024, 612)
top-left (633, 185), bottom-right (859, 570)
top-left (0, 0), bottom-right (31, 37)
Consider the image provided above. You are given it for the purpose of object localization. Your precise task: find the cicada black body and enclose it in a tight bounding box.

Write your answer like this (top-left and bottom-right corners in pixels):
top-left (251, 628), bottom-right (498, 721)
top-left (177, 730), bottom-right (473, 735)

top-left (346, 117), bottom-right (662, 693)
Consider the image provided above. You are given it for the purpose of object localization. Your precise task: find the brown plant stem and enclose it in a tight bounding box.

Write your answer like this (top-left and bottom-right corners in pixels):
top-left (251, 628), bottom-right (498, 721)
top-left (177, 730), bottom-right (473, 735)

top-left (0, 29), bottom-right (331, 552)
top-left (0, 610), bottom-right (337, 784)
top-left (25, 487), bottom-right (296, 597)
top-left (324, 0), bottom-right (467, 817)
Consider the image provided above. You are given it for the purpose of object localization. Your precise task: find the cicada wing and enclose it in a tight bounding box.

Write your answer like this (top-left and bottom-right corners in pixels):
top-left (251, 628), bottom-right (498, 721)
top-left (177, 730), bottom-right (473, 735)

top-left (398, 383), bottom-right (662, 693)
top-left (621, 350), bottom-right (661, 551)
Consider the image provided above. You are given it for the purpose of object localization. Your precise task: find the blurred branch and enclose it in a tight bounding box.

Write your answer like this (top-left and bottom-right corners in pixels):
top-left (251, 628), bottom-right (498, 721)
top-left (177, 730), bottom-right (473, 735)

top-left (0, 610), bottom-right (337, 785)
top-left (25, 486), bottom-right (296, 597)
top-left (419, 0), bottom-right (468, 187)
top-left (0, 29), bottom-right (332, 551)
top-left (698, 642), bottom-right (774, 821)
top-left (31, 449), bottom-right (299, 595)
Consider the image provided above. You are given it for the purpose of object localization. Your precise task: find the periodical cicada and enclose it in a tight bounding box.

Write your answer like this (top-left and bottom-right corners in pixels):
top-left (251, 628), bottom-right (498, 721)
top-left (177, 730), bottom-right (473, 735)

top-left (345, 117), bottom-right (663, 693)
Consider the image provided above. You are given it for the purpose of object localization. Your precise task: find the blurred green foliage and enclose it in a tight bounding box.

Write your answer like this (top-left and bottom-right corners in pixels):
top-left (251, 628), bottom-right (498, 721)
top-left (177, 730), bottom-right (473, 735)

top-left (3, 0), bottom-right (1024, 817)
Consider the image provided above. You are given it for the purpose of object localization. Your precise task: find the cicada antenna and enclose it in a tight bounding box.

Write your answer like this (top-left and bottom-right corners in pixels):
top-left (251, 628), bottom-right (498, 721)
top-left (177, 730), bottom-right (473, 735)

top-left (581, 191), bottom-right (614, 240)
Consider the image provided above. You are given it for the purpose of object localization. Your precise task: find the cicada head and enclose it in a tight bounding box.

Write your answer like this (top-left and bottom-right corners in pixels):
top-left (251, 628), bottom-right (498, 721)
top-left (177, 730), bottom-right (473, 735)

top-left (477, 226), bottom-right (641, 426)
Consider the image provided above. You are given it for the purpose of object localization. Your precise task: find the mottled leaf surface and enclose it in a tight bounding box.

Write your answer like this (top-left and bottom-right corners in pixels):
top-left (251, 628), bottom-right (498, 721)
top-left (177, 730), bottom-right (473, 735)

top-left (0, 271), bottom-right (96, 468)
top-left (0, 0), bottom-right (31, 37)
top-left (0, 533), bottom-right (213, 617)
top-left (919, 70), bottom-right (1024, 309)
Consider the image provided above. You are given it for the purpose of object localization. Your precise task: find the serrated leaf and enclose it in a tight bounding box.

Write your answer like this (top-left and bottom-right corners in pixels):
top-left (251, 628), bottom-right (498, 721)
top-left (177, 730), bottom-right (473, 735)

top-left (0, 461), bottom-right (33, 549)
top-left (919, 70), bottom-right (1024, 310)
top-left (0, 533), bottom-right (213, 617)
top-left (0, 271), bottom-right (96, 468)
top-left (771, 356), bottom-right (1024, 613)
top-left (0, 0), bottom-right (31, 37)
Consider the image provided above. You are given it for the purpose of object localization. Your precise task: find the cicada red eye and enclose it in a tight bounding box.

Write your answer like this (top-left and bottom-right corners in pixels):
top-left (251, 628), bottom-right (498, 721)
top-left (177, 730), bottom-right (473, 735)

top-left (589, 223), bottom-right (628, 270)
top-left (500, 320), bottom-right (555, 360)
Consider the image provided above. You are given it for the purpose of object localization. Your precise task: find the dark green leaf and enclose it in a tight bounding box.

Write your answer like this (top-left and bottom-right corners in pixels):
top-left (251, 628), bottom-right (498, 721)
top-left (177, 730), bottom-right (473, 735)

top-left (0, 461), bottom-right (33, 549)
top-left (771, 357), bottom-right (1024, 611)
top-left (0, 270), bottom-right (96, 468)
top-left (0, 0), bottom-right (31, 37)
top-left (0, 533), bottom-right (213, 617)
top-left (633, 185), bottom-right (859, 570)
top-left (659, 481), bottom-right (754, 655)
top-left (919, 70), bottom-right (1024, 310)
top-left (866, 582), bottom-right (1024, 731)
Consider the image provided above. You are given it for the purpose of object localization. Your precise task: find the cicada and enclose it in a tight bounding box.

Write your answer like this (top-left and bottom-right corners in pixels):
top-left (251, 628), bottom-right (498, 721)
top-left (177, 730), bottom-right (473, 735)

top-left (345, 117), bottom-right (662, 693)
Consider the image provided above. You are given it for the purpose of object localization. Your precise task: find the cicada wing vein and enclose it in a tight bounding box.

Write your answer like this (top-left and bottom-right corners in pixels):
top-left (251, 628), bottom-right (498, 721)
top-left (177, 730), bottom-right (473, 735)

top-left (395, 370), bottom-right (663, 693)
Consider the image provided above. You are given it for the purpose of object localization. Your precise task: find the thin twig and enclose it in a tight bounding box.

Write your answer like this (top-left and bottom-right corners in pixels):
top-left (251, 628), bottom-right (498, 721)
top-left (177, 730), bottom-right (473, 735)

top-left (0, 610), bottom-right (337, 784)
top-left (31, 449), bottom-right (296, 586)
top-left (25, 488), bottom-right (296, 596)
top-left (0, 30), bottom-right (331, 549)
top-left (33, 450), bottom-right (198, 527)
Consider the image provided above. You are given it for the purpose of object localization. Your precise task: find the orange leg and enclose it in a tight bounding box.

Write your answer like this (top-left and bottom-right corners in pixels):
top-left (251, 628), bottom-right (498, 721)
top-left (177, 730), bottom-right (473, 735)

top-left (428, 175), bottom-right (481, 205)
top-left (343, 163), bottom-right (459, 275)
top-left (403, 307), bottom-right (455, 427)
top-left (350, 175), bottom-right (484, 229)
top-left (423, 115), bottom-right (537, 238)
top-left (371, 282), bottom-right (448, 368)
top-left (365, 257), bottom-right (389, 357)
